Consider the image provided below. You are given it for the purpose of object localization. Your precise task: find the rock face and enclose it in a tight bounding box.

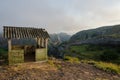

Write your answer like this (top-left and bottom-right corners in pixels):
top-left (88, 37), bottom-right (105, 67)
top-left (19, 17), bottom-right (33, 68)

top-left (70, 24), bottom-right (120, 45)
top-left (48, 33), bottom-right (71, 58)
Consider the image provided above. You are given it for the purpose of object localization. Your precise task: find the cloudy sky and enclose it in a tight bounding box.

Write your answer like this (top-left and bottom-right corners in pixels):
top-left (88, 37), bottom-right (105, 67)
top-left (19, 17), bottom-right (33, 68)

top-left (0, 0), bottom-right (120, 34)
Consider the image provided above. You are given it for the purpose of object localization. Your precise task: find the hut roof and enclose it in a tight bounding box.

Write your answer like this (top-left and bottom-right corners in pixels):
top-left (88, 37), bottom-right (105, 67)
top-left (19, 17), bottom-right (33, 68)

top-left (3, 26), bottom-right (50, 39)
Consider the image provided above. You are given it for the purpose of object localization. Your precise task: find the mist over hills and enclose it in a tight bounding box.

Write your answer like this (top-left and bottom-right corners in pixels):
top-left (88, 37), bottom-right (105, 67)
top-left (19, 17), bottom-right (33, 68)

top-left (49, 33), bottom-right (71, 44)
top-left (48, 33), bottom-right (71, 58)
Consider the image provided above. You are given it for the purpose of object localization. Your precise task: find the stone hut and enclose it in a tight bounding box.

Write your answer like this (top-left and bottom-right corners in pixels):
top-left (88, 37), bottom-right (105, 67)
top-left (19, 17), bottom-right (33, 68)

top-left (3, 26), bottom-right (49, 65)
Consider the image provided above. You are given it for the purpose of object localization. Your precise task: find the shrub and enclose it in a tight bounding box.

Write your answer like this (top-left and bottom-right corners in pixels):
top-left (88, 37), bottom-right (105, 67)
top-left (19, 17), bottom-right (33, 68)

top-left (94, 62), bottom-right (120, 74)
top-left (80, 60), bottom-right (96, 65)
top-left (64, 56), bottom-right (80, 63)
top-left (47, 60), bottom-right (55, 66)
top-left (81, 60), bottom-right (120, 74)
top-left (100, 51), bottom-right (119, 62)
top-left (56, 64), bottom-right (62, 70)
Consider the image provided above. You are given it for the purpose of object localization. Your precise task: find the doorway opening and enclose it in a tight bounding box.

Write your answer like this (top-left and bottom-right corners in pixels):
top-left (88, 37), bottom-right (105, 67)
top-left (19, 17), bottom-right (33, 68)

top-left (24, 46), bottom-right (35, 62)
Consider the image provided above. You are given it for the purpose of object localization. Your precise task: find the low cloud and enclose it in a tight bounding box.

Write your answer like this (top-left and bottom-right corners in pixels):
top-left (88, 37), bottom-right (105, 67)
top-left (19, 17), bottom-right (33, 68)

top-left (0, 0), bottom-right (120, 34)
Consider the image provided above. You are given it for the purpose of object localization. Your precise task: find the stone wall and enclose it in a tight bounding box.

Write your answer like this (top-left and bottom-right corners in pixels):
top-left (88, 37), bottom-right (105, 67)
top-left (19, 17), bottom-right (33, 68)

top-left (9, 50), bottom-right (24, 65)
top-left (35, 48), bottom-right (47, 61)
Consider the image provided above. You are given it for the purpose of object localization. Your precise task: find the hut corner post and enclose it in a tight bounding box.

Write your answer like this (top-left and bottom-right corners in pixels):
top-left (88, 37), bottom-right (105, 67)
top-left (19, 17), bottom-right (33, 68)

top-left (45, 38), bottom-right (48, 60)
top-left (8, 39), bottom-right (11, 65)
top-left (8, 39), bottom-right (11, 52)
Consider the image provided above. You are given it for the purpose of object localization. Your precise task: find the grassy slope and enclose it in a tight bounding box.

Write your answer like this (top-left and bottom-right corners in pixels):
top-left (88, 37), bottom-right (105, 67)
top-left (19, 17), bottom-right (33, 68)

top-left (70, 24), bottom-right (120, 42)
top-left (64, 44), bottom-right (120, 74)
top-left (66, 45), bottom-right (120, 61)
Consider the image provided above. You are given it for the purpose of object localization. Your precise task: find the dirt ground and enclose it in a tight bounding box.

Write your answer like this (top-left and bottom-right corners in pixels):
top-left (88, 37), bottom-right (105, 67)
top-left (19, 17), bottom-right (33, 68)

top-left (0, 60), bottom-right (120, 80)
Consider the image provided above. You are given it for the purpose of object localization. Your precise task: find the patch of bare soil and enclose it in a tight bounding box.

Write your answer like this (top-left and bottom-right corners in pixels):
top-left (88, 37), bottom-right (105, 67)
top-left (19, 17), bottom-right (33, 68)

top-left (0, 60), bottom-right (120, 80)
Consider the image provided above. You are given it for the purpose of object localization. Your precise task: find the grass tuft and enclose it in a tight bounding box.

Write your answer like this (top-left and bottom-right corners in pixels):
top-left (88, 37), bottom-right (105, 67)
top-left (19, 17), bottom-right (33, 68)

top-left (47, 60), bottom-right (55, 67)
top-left (81, 60), bottom-right (120, 74)
top-left (64, 56), bottom-right (80, 63)
top-left (94, 62), bottom-right (120, 74)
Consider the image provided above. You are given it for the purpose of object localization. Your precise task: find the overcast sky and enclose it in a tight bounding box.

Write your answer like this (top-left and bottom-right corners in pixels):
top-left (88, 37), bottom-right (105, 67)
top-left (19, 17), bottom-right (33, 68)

top-left (0, 0), bottom-right (120, 34)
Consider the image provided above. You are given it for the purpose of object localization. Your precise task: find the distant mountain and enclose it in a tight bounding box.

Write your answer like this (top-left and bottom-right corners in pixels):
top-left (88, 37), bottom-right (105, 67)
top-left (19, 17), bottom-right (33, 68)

top-left (50, 33), bottom-right (71, 44)
top-left (48, 33), bottom-right (71, 58)
top-left (70, 24), bottom-right (120, 45)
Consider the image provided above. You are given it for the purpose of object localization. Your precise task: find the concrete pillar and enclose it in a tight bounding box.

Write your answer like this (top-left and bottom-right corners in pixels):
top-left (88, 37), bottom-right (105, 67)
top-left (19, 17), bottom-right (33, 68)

top-left (38, 38), bottom-right (41, 48)
top-left (45, 38), bottom-right (48, 48)
top-left (45, 38), bottom-right (48, 60)
top-left (41, 38), bottom-right (44, 47)
top-left (8, 39), bottom-right (11, 52)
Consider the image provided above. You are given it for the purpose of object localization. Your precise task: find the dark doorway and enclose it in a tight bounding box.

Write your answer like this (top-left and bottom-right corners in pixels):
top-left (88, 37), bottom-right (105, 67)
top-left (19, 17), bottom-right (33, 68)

top-left (24, 46), bottom-right (35, 62)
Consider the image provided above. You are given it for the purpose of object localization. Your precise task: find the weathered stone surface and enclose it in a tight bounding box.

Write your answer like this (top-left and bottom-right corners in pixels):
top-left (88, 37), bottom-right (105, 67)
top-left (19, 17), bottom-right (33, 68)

top-left (35, 48), bottom-right (47, 61)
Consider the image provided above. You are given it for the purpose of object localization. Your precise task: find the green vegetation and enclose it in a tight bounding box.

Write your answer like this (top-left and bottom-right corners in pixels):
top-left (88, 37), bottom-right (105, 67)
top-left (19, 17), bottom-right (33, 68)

top-left (70, 24), bottom-right (120, 43)
top-left (95, 62), bottom-right (120, 74)
top-left (0, 48), bottom-right (8, 65)
top-left (100, 50), bottom-right (119, 62)
top-left (63, 55), bottom-right (120, 74)
top-left (47, 60), bottom-right (55, 66)
top-left (0, 48), bottom-right (8, 59)
top-left (47, 59), bottom-right (62, 70)
top-left (64, 44), bottom-right (120, 74)
top-left (65, 45), bottom-right (120, 64)
top-left (64, 56), bottom-right (80, 63)
top-left (81, 60), bottom-right (120, 74)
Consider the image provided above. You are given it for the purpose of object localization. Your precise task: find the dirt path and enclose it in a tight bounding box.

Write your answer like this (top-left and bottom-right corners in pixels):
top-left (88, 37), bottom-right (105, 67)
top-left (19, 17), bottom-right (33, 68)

top-left (0, 60), bottom-right (120, 80)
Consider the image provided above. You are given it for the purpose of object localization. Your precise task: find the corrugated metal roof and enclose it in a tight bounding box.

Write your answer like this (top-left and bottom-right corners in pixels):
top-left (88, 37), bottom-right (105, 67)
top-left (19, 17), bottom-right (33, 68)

top-left (3, 26), bottom-right (50, 39)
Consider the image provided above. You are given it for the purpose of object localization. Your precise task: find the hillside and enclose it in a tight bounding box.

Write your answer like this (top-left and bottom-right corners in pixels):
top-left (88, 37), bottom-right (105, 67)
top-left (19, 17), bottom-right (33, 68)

top-left (70, 24), bottom-right (120, 45)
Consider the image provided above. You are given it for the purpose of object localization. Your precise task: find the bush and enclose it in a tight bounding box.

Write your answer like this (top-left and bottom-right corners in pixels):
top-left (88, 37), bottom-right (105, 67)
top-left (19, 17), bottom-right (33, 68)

top-left (0, 48), bottom-right (8, 60)
top-left (94, 62), bottom-right (120, 74)
top-left (81, 60), bottom-right (120, 74)
top-left (47, 60), bottom-right (55, 66)
top-left (64, 56), bottom-right (80, 63)
top-left (100, 51), bottom-right (119, 62)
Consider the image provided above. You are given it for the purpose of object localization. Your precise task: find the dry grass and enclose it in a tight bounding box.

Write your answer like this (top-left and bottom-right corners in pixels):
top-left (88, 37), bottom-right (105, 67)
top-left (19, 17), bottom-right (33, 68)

top-left (81, 60), bottom-right (120, 74)
top-left (94, 62), bottom-right (120, 74)
top-left (6, 62), bottom-right (57, 72)
top-left (64, 56), bottom-right (80, 63)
